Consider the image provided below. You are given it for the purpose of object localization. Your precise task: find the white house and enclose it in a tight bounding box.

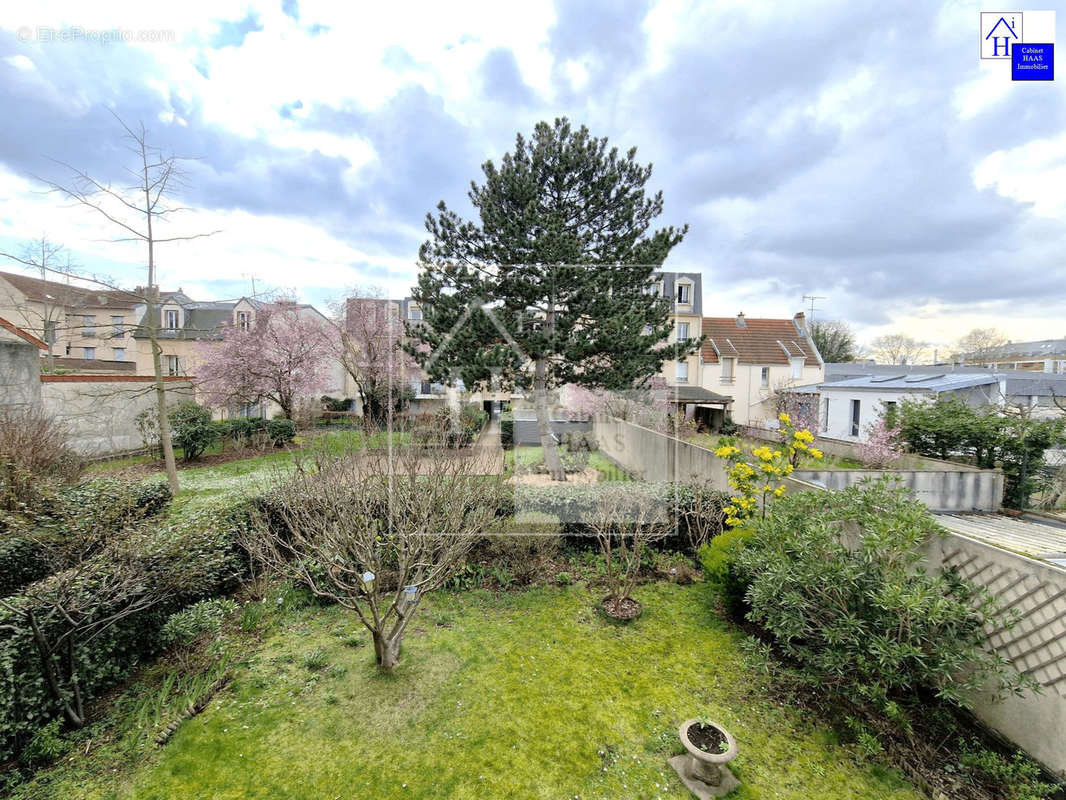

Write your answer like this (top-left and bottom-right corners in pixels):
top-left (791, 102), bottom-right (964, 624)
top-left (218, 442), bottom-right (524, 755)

top-left (816, 373), bottom-right (1004, 441)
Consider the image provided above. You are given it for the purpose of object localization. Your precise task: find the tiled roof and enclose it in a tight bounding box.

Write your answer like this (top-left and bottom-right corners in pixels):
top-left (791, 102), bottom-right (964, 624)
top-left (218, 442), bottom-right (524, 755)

top-left (0, 315), bottom-right (47, 348)
top-left (701, 315), bottom-right (818, 365)
top-left (0, 270), bottom-right (146, 310)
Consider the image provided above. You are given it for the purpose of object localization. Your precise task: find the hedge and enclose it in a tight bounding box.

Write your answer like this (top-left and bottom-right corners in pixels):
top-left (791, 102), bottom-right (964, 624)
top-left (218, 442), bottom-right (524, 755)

top-left (500, 412), bottom-right (514, 449)
top-left (0, 496), bottom-right (253, 763)
top-left (0, 480), bottom-right (172, 598)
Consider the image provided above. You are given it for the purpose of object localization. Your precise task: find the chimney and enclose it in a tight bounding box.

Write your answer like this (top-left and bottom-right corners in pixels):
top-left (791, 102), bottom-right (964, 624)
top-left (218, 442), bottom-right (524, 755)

top-left (736, 312), bottom-right (746, 328)
top-left (793, 311), bottom-right (806, 333)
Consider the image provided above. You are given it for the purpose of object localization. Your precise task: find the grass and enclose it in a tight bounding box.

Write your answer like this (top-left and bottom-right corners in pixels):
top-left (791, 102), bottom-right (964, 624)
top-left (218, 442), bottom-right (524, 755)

top-left (12, 582), bottom-right (921, 800)
top-left (505, 446), bottom-right (634, 481)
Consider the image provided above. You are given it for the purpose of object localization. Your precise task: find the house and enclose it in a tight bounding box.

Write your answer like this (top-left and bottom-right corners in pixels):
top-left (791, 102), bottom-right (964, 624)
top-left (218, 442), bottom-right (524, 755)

top-left (818, 363), bottom-right (1066, 434)
top-left (815, 372), bottom-right (1004, 441)
top-left (698, 312), bottom-right (824, 426)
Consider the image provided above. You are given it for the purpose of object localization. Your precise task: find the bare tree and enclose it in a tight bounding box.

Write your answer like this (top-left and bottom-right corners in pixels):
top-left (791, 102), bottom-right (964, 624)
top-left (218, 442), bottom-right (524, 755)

top-left (0, 236), bottom-right (84, 373)
top-left (809, 319), bottom-right (857, 363)
top-left (869, 333), bottom-right (928, 366)
top-left (39, 115), bottom-right (218, 494)
top-left (245, 426), bottom-right (505, 669)
top-left (676, 480), bottom-right (727, 552)
top-left (336, 288), bottom-right (417, 430)
top-left (952, 327), bottom-right (1008, 365)
top-left (591, 486), bottom-right (669, 618)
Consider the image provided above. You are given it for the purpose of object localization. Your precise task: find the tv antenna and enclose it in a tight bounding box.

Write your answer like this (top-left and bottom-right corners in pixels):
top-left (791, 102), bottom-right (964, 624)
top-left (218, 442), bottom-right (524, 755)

top-left (802, 294), bottom-right (825, 323)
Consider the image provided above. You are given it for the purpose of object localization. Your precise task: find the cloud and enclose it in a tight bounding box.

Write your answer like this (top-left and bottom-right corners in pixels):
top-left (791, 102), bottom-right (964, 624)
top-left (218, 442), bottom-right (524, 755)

top-left (0, 0), bottom-right (1063, 345)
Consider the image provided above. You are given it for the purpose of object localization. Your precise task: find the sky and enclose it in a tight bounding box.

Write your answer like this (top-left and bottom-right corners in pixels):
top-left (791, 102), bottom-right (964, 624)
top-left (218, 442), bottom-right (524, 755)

top-left (0, 1), bottom-right (1063, 355)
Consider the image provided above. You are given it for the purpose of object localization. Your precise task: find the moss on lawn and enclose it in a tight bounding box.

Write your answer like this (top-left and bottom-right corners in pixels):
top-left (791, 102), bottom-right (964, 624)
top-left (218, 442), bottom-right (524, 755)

top-left (15, 583), bottom-right (921, 800)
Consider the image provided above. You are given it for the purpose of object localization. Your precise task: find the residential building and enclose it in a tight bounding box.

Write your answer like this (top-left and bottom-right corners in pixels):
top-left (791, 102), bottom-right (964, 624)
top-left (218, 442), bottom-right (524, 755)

top-left (698, 312), bottom-right (824, 426)
top-left (815, 372), bottom-right (1004, 441)
top-left (960, 338), bottom-right (1066, 374)
top-left (0, 269), bottom-right (144, 374)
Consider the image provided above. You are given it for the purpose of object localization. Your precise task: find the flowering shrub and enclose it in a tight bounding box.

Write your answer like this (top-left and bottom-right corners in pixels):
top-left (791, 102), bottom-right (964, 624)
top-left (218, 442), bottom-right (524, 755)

top-left (859, 417), bottom-right (904, 468)
top-left (715, 413), bottom-right (823, 527)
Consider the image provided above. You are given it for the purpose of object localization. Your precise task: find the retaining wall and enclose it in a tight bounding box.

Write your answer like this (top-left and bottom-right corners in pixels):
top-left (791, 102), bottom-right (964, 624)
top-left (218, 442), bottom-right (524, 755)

top-left (794, 468), bottom-right (1004, 512)
top-left (0, 340), bottom-right (42, 408)
top-left (41, 376), bottom-right (195, 456)
top-left (513, 411), bottom-right (593, 446)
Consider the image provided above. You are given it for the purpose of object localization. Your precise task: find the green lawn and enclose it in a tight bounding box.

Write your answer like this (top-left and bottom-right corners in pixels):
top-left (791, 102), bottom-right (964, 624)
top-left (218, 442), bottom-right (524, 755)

top-left (14, 583), bottom-right (920, 800)
top-left (505, 446), bottom-right (633, 481)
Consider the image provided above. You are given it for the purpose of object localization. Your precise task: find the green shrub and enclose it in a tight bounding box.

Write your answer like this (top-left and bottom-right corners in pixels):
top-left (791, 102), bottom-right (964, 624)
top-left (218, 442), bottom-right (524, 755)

top-left (0, 498), bottom-right (251, 762)
top-left (0, 479), bottom-right (172, 597)
top-left (698, 528), bottom-right (754, 617)
top-left (555, 571), bottom-right (572, 586)
top-left (736, 479), bottom-right (1036, 728)
top-left (266, 418), bottom-right (296, 447)
top-left (160, 598), bottom-right (238, 648)
top-left (500, 413), bottom-right (514, 449)
top-left (168, 402), bottom-right (218, 461)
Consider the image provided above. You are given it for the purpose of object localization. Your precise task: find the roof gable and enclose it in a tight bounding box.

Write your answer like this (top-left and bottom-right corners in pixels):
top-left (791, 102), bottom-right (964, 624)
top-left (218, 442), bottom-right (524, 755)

top-left (701, 316), bottom-right (818, 365)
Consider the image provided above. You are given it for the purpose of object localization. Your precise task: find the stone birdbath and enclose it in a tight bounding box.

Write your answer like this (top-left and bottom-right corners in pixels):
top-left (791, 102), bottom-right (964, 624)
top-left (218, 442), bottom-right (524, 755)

top-left (669, 718), bottom-right (740, 799)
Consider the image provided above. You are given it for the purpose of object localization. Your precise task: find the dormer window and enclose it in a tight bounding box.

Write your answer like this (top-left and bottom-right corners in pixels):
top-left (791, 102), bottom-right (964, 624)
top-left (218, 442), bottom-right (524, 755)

top-left (238, 311), bottom-right (250, 331)
top-left (676, 283), bottom-right (691, 305)
top-left (790, 357), bottom-right (805, 378)
top-left (409, 305), bottom-right (422, 321)
top-left (164, 309), bottom-right (180, 330)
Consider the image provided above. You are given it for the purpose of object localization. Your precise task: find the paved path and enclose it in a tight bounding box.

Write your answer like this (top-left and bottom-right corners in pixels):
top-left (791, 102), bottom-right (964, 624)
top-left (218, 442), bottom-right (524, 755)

top-left (470, 418), bottom-right (504, 475)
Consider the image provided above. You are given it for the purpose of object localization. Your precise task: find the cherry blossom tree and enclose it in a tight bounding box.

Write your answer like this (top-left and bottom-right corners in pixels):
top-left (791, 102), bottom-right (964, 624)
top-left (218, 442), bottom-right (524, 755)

top-left (197, 302), bottom-right (335, 419)
top-left (859, 416), bottom-right (905, 468)
top-left (338, 289), bottom-right (417, 427)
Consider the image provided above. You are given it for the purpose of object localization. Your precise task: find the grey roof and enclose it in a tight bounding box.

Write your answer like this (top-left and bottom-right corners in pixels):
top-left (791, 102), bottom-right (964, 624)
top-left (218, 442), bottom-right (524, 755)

top-left (788, 382), bottom-right (822, 394)
top-left (985, 339), bottom-right (1066, 360)
top-left (667, 384), bottom-right (732, 404)
top-left (655, 271), bottom-right (702, 316)
top-left (819, 373), bottom-right (999, 393)
top-left (825, 362), bottom-right (1066, 399)
top-left (937, 513), bottom-right (1066, 561)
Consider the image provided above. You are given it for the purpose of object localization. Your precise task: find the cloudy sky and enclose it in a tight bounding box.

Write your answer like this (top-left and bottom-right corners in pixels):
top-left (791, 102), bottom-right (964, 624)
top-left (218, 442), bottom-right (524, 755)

top-left (0, 1), bottom-right (1063, 354)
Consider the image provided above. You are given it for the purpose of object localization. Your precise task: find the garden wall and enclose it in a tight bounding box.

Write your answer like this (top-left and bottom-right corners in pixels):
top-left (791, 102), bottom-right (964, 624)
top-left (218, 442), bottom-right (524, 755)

top-left (41, 375), bottom-right (195, 456)
top-left (513, 410), bottom-right (592, 446)
top-left (793, 468), bottom-right (1004, 512)
top-left (0, 339), bottom-right (42, 408)
top-left (923, 530), bottom-right (1066, 778)
top-left (744, 424), bottom-right (1004, 512)
top-left (592, 416), bottom-right (818, 495)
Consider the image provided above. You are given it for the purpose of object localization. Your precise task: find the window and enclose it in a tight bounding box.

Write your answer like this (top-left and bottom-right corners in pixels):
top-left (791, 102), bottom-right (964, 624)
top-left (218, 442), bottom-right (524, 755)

top-left (761, 366), bottom-right (770, 387)
top-left (237, 311), bottom-right (249, 331)
top-left (164, 309), bottom-right (180, 330)
top-left (111, 315), bottom-right (124, 337)
top-left (166, 355), bottom-right (180, 376)
top-left (850, 399), bottom-right (861, 437)
top-left (676, 322), bottom-right (690, 342)
top-left (644, 282), bottom-right (661, 297)
top-left (790, 357), bottom-right (804, 379)
top-left (82, 315), bottom-right (95, 338)
top-left (822, 398), bottom-right (830, 432)
top-left (676, 283), bottom-right (690, 304)
top-left (409, 306), bottom-right (422, 321)
top-left (721, 357), bottom-right (735, 384)
top-left (82, 347), bottom-right (96, 360)
top-left (642, 324), bottom-right (653, 336)
top-left (44, 320), bottom-right (57, 344)
top-left (112, 347), bottom-right (125, 361)
top-left (676, 361), bottom-right (689, 383)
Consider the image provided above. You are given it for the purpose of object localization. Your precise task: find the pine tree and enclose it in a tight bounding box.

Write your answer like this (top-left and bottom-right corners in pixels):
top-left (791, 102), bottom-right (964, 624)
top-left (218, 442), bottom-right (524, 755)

top-left (408, 118), bottom-right (697, 480)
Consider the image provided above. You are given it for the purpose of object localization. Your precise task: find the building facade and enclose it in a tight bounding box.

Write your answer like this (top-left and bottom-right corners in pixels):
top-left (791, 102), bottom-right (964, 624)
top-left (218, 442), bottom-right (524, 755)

top-left (698, 312), bottom-right (824, 426)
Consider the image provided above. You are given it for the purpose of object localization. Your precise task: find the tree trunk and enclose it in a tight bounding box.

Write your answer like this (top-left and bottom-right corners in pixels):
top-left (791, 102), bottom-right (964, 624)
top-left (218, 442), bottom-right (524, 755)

top-left (148, 291), bottom-right (180, 495)
top-left (534, 358), bottom-right (565, 482)
top-left (372, 630), bottom-right (402, 669)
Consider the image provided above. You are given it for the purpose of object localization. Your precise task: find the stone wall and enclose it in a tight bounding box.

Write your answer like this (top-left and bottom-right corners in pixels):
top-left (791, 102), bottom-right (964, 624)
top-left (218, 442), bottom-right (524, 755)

top-left (41, 376), bottom-right (195, 457)
top-left (0, 340), bottom-right (42, 408)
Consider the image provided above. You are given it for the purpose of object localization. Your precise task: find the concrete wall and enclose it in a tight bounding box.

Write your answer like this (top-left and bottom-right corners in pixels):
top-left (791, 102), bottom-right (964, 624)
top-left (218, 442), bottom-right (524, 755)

top-left (594, 416), bottom-right (729, 488)
top-left (0, 340), bottom-right (42, 408)
top-left (41, 376), bottom-right (194, 456)
top-left (513, 411), bottom-right (592, 446)
top-left (924, 530), bottom-right (1066, 778)
top-left (794, 468), bottom-right (1004, 512)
